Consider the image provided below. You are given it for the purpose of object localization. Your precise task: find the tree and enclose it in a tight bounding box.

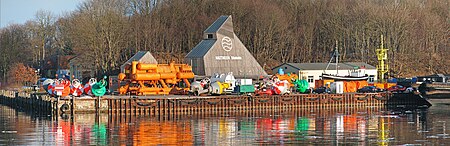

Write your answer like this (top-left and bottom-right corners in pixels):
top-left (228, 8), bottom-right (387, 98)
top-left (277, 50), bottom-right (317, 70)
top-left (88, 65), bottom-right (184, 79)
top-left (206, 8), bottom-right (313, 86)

top-left (7, 63), bottom-right (37, 86)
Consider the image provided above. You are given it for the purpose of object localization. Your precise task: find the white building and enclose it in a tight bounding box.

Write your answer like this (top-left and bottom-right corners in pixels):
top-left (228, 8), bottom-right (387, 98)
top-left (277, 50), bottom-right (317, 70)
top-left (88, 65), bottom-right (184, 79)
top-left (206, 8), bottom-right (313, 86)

top-left (272, 62), bottom-right (377, 88)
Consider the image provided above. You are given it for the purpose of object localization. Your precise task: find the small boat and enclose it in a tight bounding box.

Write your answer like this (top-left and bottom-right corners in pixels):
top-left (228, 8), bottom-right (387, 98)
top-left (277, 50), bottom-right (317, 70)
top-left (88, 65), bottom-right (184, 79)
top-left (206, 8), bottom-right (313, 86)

top-left (321, 73), bottom-right (369, 81)
top-left (321, 41), bottom-right (368, 81)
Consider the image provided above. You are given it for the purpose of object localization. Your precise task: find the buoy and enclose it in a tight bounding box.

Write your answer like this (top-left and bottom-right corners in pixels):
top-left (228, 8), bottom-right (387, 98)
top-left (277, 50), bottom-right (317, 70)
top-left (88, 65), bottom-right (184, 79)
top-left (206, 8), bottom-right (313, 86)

top-left (60, 103), bottom-right (70, 113)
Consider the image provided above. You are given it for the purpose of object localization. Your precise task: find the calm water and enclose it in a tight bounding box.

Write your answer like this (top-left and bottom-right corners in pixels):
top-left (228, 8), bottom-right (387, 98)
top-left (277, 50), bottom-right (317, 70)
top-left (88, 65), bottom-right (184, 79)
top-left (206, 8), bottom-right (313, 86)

top-left (1, 99), bottom-right (450, 145)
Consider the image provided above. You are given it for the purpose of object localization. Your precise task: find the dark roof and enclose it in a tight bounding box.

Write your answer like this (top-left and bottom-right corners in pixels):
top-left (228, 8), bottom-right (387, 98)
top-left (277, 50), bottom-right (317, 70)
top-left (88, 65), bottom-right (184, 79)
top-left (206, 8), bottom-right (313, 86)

top-left (185, 39), bottom-right (216, 58)
top-left (204, 15), bottom-right (229, 33)
top-left (274, 62), bottom-right (376, 70)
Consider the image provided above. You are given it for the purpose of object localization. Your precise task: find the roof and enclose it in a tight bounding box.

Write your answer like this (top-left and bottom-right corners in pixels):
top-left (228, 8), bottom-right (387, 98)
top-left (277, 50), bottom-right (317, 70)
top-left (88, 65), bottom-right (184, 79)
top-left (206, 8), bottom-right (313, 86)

top-left (185, 39), bottom-right (216, 58)
top-left (123, 51), bottom-right (157, 64)
top-left (274, 62), bottom-right (376, 70)
top-left (345, 62), bottom-right (377, 69)
top-left (204, 15), bottom-right (229, 33)
top-left (120, 51), bottom-right (157, 72)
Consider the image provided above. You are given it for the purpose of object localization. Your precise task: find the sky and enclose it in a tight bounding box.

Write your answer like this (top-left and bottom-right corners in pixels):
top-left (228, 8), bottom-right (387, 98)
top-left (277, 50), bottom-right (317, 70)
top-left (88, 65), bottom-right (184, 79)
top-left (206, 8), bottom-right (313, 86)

top-left (0, 0), bottom-right (85, 28)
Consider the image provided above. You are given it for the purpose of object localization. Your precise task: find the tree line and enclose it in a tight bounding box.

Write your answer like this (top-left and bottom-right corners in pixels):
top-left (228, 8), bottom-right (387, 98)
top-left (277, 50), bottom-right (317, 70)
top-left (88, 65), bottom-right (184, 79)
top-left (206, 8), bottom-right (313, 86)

top-left (0, 0), bottom-right (448, 85)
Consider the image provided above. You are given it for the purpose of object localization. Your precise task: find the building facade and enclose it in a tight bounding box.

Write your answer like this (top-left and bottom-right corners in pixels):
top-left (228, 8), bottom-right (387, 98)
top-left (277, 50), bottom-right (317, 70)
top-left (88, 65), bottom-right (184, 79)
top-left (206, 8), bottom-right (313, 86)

top-left (185, 15), bottom-right (267, 78)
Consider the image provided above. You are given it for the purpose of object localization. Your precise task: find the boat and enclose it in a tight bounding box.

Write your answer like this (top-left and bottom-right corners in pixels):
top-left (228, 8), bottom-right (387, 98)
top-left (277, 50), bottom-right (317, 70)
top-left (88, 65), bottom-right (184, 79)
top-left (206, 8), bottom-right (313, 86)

top-left (321, 41), bottom-right (369, 81)
top-left (321, 73), bottom-right (368, 81)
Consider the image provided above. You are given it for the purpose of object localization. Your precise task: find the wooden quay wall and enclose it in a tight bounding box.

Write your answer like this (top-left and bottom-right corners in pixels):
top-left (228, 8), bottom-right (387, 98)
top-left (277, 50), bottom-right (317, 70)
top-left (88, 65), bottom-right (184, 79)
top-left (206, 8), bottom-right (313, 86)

top-left (0, 90), bottom-right (430, 117)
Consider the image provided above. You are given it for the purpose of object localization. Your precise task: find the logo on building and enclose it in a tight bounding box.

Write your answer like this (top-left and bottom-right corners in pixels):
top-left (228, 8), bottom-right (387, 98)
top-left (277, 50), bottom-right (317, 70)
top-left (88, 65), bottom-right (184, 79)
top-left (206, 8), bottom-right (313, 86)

top-left (221, 36), bottom-right (232, 52)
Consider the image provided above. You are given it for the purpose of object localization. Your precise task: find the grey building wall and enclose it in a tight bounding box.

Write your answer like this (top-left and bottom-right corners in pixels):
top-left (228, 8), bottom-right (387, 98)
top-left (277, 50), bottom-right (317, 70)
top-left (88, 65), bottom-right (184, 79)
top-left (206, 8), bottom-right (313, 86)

top-left (185, 15), bottom-right (267, 78)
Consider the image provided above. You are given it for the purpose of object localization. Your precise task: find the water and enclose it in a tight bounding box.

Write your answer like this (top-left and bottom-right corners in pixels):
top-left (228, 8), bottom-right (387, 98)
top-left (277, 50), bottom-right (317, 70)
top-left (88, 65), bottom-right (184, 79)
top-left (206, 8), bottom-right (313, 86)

top-left (1, 99), bottom-right (450, 145)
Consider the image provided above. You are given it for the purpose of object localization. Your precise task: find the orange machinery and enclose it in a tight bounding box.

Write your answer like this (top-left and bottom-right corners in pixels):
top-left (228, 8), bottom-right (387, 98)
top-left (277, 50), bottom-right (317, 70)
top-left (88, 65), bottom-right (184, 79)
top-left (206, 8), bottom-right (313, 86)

top-left (118, 61), bottom-right (195, 95)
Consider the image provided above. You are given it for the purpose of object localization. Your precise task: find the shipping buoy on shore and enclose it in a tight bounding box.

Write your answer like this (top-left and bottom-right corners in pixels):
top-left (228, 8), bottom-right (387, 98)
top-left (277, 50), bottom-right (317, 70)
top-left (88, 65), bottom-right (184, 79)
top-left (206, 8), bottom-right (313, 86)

top-left (91, 76), bottom-right (107, 97)
top-left (70, 79), bottom-right (83, 96)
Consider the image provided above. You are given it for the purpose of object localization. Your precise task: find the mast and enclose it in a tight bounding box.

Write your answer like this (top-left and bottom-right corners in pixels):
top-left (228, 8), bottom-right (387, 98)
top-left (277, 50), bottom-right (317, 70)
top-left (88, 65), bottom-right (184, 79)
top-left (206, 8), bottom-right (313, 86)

top-left (324, 40), bottom-right (340, 75)
top-left (376, 35), bottom-right (389, 83)
top-left (335, 40), bottom-right (339, 75)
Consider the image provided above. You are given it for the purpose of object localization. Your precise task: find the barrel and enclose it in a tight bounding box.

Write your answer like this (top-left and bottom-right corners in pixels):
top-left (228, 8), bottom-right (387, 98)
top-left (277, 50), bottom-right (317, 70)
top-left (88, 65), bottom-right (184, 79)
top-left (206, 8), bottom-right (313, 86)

top-left (137, 63), bottom-right (158, 70)
top-left (133, 73), bottom-right (161, 80)
top-left (177, 72), bottom-right (195, 79)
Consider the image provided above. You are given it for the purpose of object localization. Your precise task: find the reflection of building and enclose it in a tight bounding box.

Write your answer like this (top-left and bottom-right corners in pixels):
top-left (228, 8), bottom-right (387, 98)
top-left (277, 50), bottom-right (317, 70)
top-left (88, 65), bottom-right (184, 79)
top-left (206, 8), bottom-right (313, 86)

top-left (272, 62), bottom-right (377, 88)
top-left (185, 15), bottom-right (267, 78)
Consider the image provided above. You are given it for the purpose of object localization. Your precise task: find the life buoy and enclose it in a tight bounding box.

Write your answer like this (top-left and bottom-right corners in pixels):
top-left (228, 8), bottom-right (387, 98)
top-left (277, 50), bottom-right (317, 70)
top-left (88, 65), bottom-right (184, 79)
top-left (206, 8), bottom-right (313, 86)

top-left (70, 79), bottom-right (84, 96)
top-left (372, 94), bottom-right (387, 101)
top-left (60, 103), bottom-right (70, 113)
top-left (306, 97), bottom-right (319, 102)
top-left (83, 78), bottom-right (97, 95)
top-left (357, 95), bottom-right (370, 101)
top-left (331, 96), bottom-right (343, 101)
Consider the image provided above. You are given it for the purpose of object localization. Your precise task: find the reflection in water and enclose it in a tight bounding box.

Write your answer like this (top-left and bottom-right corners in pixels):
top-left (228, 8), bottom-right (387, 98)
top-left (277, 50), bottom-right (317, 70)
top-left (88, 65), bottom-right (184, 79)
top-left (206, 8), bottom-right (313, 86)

top-left (132, 120), bottom-right (193, 145)
top-left (1, 103), bottom-right (450, 145)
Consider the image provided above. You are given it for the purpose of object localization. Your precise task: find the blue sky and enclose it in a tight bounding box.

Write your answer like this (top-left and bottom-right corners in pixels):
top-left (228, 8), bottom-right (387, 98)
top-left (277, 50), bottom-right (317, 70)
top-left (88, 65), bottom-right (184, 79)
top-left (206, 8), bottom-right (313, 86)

top-left (0, 0), bottom-right (85, 28)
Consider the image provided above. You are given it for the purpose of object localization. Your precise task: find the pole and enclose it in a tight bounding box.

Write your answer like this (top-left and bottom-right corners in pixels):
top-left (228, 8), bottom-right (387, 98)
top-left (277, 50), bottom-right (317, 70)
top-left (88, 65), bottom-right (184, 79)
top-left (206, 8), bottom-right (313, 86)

top-left (335, 40), bottom-right (339, 75)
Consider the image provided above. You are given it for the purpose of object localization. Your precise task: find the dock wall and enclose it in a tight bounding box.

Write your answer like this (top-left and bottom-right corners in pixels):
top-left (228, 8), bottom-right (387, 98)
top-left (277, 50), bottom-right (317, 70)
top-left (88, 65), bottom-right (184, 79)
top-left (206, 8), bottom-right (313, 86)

top-left (0, 90), bottom-right (430, 117)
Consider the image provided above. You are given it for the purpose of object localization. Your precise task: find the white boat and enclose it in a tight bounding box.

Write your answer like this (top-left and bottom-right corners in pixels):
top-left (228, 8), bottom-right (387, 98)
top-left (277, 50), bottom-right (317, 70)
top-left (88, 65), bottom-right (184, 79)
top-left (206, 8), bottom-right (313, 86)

top-left (321, 73), bottom-right (369, 80)
top-left (321, 41), bottom-right (368, 81)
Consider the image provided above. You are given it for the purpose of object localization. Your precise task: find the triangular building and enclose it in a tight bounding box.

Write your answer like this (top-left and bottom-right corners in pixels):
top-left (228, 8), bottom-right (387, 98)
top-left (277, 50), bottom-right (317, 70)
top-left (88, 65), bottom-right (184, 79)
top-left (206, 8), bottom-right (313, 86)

top-left (185, 15), bottom-right (267, 78)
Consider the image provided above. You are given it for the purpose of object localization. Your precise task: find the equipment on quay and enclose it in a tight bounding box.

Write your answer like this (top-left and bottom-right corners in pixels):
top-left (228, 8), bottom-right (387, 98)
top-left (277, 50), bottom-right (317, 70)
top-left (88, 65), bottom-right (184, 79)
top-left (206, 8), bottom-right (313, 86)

top-left (118, 61), bottom-right (195, 95)
top-left (190, 72), bottom-right (236, 96)
top-left (91, 76), bottom-right (107, 97)
top-left (275, 73), bottom-right (299, 87)
top-left (255, 76), bottom-right (291, 96)
top-left (234, 79), bottom-right (255, 94)
top-left (190, 77), bottom-right (211, 95)
top-left (70, 79), bottom-right (83, 96)
top-left (83, 78), bottom-right (97, 96)
top-left (293, 79), bottom-right (309, 93)
top-left (210, 72), bottom-right (236, 93)
top-left (45, 78), bottom-right (71, 97)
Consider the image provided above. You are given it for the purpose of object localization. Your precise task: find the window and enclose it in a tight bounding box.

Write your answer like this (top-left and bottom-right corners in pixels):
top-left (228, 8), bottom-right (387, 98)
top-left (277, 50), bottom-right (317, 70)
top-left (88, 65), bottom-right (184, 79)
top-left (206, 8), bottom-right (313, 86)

top-left (207, 34), bottom-right (213, 39)
top-left (368, 75), bottom-right (375, 82)
top-left (284, 67), bottom-right (287, 69)
top-left (307, 76), bottom-right (314, 83)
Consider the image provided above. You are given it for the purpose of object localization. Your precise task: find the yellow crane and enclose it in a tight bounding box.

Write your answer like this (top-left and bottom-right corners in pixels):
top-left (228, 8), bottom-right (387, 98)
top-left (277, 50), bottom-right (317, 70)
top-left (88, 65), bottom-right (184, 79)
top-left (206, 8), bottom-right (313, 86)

top-left (376, 35), bottom-right (389, 83)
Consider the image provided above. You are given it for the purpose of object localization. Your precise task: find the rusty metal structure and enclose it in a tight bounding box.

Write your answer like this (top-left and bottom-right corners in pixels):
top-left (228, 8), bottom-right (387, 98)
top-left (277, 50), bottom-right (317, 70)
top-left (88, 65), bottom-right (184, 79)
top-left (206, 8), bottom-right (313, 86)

top-left (118, 61), bottom-right (195, 95)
